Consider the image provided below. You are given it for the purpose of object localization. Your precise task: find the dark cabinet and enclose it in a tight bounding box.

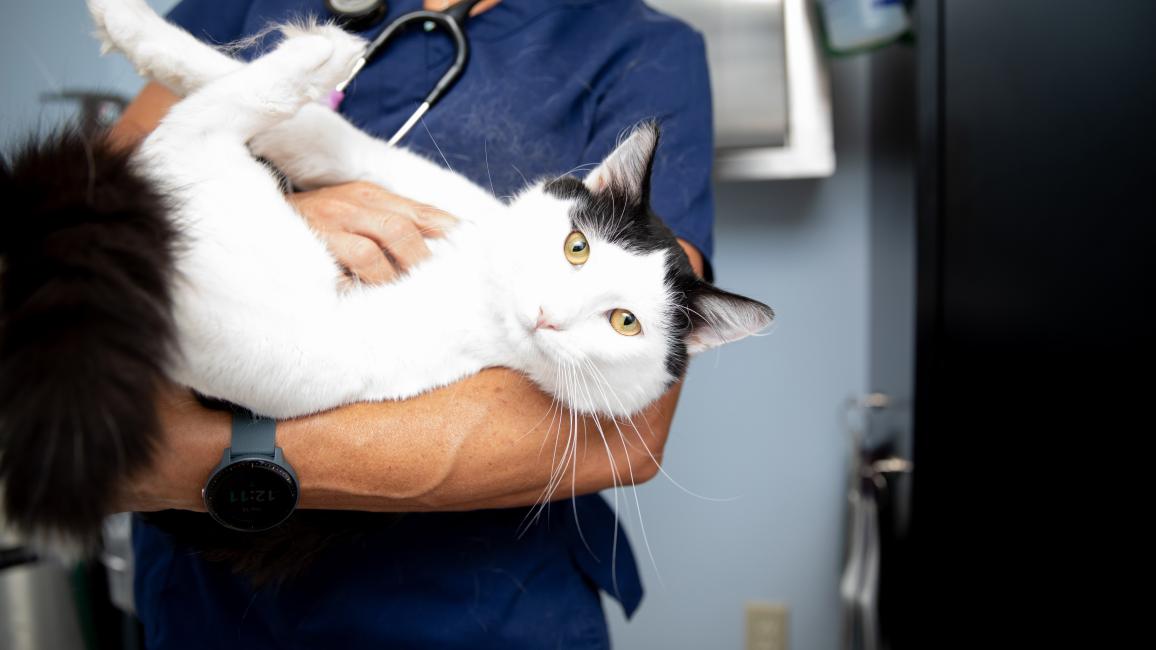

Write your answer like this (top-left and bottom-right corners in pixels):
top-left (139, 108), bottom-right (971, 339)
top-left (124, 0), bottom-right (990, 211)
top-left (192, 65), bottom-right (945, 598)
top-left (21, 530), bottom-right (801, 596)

top-left (873, 2), bottom-right (1155, 647)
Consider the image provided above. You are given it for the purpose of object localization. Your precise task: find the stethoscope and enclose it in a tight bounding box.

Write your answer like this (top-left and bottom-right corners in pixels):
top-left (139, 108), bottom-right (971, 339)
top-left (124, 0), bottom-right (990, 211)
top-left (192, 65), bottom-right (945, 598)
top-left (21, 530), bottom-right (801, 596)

top-left (325, 0), bottom-right (487, 144)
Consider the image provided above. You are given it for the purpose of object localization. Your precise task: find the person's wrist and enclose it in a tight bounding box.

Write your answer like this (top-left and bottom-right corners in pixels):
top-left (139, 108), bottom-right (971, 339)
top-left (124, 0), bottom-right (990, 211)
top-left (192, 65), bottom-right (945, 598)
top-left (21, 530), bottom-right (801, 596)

top-left (202, 412), bottom-right (298, 532)
top-left (120, 388), bottom-right (228, 512)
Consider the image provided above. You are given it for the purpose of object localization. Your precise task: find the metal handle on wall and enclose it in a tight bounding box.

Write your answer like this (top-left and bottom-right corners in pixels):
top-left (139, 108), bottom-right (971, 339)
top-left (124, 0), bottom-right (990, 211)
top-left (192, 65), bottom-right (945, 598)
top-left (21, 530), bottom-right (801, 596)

top-left (840, 392), bottom-right (912, 650)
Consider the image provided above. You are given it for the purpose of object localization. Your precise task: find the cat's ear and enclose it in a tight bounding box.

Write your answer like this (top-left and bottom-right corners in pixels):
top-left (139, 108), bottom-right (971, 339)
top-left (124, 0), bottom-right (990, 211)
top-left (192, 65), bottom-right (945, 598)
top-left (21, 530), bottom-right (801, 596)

top-left (685, 283), bottom-right (775, 354)
top-left (584, 122), bottom-right (659, 204)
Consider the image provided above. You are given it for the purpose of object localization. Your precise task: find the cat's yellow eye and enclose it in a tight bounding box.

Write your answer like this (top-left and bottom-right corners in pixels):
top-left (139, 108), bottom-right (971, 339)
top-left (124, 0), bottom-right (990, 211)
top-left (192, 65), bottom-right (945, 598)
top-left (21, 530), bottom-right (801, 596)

top-left (609, 309), bottom-right (641, 336)
top-left (564, 231), bottom-right (590, 266)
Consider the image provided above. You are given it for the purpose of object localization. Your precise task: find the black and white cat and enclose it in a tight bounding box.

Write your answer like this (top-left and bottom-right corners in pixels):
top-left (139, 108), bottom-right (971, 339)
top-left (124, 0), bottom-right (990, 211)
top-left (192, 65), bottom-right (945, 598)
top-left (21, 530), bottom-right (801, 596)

top-left (0, 0), bottom-right (773, 552)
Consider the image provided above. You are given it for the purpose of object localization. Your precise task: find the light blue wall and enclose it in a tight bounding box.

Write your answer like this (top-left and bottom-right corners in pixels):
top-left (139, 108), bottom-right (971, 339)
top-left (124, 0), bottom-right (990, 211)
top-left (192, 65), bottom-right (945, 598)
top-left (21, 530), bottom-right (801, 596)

top-left (1, 5), bottom-right (879, 649)
top-left (606, 57), bottom-right (873, 650)
top-left (0, 1), bottom-right (181, 148)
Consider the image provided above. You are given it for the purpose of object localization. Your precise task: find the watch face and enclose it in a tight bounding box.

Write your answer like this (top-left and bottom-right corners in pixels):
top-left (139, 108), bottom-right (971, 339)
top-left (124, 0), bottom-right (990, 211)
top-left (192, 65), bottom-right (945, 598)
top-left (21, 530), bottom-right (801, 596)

top-left (203, 458), bottom-right (298, 532)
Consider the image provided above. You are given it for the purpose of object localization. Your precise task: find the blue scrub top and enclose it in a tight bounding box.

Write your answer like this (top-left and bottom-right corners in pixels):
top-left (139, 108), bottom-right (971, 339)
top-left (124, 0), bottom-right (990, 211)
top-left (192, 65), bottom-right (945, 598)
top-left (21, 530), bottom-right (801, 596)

top-left (135, 1), bottom-right (715, 648)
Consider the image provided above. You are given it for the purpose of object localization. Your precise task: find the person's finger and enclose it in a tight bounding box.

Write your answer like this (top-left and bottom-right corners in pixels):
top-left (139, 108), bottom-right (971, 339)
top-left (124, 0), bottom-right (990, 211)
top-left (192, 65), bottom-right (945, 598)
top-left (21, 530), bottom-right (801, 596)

top-left (352, 213), bottom-right (430, 272)
top-left (350, 182), bottom-right (458, 237)
top-left (403, 203), bottom-right (457, 238)
top-left (325, 231), bottom-right (397, 284)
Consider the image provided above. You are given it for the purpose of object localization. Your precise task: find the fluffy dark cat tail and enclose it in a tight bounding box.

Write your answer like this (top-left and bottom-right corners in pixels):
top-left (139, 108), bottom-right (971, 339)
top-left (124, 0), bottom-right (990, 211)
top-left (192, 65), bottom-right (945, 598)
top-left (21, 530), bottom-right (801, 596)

top-left (0, 127), bottom-right (177, 549)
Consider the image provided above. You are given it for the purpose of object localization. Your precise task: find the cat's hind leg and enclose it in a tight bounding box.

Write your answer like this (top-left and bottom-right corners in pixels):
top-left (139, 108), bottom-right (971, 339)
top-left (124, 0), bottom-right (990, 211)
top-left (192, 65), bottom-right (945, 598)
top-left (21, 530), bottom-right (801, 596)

top-left (151, 25), bottom-right (365, 144)
top-left (87, 0), bottom-right (432, 204)
top-left (87, 0), bottom-right (379, 197)
top-left (88, 0), bottom-right (241, 96)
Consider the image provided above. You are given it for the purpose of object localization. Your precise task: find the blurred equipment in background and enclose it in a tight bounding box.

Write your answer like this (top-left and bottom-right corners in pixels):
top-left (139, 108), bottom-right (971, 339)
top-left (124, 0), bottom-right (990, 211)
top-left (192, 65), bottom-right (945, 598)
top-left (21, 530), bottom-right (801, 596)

top-left (840, 394), bottom-right (912, 650)
top-left (1, 525), bottom-right (143, 650)
top-left (102, 514), bottom-right (135, 616)
top-left (656, 0), bottom-right (789, 149)
top-left (38, 90), bottom-right (129, 133)
top-left (649, 0), bottom-right (835, 179)
top-left (0, 531), bottom-right (85, 650)
top-left (817, 0), bottom-right (911, 54)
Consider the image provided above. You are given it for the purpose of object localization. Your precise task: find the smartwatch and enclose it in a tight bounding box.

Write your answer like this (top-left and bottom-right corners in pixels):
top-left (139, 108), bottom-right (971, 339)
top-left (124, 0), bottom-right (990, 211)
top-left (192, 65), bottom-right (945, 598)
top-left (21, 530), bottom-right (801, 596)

top-left (202, 411), bottom-right (299, 532)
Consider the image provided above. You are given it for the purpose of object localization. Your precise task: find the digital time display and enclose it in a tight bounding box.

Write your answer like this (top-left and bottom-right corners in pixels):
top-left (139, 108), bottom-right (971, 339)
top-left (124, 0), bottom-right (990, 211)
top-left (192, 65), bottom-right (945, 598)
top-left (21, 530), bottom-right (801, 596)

top-left (203, 458), bottom-right (298, 532)
top-left (228, 488), bottom-right (279, 503)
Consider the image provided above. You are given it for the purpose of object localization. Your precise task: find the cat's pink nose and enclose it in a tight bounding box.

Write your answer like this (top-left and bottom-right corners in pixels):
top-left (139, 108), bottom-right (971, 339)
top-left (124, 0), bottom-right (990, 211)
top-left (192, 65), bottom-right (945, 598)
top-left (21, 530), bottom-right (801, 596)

top-left (535, 308), bottom-right (560, 331)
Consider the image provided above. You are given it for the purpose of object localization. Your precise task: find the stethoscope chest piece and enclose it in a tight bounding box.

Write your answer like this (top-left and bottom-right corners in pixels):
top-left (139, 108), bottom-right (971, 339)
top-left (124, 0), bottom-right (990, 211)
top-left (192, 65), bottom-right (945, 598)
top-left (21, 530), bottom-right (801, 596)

top-left (326, 0), bottom-right (388, 32)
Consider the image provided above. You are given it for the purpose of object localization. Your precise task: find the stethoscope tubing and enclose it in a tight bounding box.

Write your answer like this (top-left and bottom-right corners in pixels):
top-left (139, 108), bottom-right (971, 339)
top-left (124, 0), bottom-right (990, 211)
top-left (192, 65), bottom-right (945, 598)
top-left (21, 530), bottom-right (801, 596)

top-left (335, 0), bottom-right (482, 144)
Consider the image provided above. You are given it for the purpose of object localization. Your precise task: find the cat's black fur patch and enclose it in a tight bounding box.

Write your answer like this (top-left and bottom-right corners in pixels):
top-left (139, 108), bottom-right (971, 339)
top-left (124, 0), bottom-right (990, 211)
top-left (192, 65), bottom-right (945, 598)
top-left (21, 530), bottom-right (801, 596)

top-left (0, 127), bottom-right (178, 545)
top-left (545, 124), bottom-right (703, 381)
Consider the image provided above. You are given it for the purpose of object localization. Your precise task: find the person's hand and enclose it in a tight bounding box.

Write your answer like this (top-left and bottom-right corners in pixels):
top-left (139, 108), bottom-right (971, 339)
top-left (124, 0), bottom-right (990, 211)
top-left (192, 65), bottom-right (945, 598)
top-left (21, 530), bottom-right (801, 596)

top-left (288, 181), bottom-right (457, 284)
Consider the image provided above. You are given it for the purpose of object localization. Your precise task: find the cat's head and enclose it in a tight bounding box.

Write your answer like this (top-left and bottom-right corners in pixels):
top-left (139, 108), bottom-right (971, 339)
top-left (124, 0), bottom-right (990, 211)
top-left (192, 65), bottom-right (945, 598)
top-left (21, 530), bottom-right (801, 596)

top-left (501, 122), bottom-right (774, 416)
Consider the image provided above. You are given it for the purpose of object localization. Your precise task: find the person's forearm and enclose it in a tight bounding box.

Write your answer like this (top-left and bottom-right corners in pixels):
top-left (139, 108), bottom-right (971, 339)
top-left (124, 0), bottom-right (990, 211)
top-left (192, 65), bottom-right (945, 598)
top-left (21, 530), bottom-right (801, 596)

top-left (108, 81), bottom-right (179, 149)
top-left (286, 370), bottom-right (677, 511)
top-left (125, 370), bottom-right (676, 512)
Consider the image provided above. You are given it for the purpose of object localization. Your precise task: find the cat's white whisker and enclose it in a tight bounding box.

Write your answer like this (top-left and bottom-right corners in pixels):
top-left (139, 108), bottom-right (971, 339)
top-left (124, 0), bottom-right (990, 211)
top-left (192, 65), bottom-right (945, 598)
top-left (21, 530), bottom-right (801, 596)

top-left (543, 374), bottom-right (574, 505)
top-left (536, 363), bottom-right (565, 457)
top-left (549, 368), bottom-right (571, 496)
top-left (568, 411), bottom-right (597, 559)
top-left (548, 378), bottom-right (566, 474)
top-left (513, 392), bottom-right (557, 444)
top-left (576, 360), bottom-right (663, 587)
top-left (419, 119), bottom-right (455, 175)
top-left (523, 363), bottom-right (577, 534)
top-left (564, 362), bottom-right (633, 588)
top-left (585, 410), bottom-right (624, 603)
top-left (483, 139), bottom-right (496, 198)
top-left (585, 359), bottom-right (739, 504)
top-left (555, 364), bottom-right (583, 501)
top-left (529, 364), bottom-right (593, 538)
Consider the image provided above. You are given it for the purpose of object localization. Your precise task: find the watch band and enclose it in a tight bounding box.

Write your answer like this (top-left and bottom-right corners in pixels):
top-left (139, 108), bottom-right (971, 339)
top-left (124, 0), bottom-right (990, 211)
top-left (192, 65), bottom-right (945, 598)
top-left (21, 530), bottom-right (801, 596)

top-left (230, 412), bottom-right (277, 459)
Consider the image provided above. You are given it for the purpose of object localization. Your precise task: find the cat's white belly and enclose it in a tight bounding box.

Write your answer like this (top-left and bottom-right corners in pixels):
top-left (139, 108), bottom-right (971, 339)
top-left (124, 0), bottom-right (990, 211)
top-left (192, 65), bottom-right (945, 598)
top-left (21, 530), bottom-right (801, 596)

top-left (162, 176), bottom-right (506, 418)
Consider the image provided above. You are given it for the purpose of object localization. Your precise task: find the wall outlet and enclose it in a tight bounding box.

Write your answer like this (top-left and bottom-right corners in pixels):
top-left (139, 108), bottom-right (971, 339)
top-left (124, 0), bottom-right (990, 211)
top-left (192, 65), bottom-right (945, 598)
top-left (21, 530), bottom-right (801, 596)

top-left (746, 602), bottom-right (788, 650)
